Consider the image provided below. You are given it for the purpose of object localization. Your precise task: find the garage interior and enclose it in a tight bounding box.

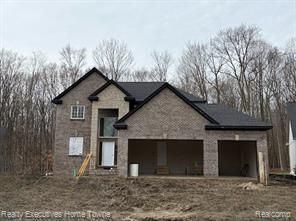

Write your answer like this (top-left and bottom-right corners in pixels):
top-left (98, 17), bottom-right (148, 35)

top-left (218, 140), bottom-right (258, 178)
top-left (128, 139), bottom-right (203, 176)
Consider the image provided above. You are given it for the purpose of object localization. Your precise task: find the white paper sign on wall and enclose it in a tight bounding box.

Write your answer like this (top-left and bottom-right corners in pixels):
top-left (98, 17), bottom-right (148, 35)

top-left (69, 137), bottom-right (83, 156)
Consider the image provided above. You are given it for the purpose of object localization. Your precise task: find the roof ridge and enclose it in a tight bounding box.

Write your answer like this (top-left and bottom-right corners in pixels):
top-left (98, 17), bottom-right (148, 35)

top-left (117, 81), bottom-right (166, 83)
top-left (115, 83), bottom-right (218, 127)
top-left (52, 67), bottom-right (108, 104)
top-left (89, 79), bottom-right (131, 100)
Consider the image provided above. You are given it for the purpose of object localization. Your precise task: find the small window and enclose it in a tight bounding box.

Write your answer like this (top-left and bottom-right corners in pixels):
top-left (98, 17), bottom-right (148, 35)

top-left (71, 105), bottom-right (85, 119)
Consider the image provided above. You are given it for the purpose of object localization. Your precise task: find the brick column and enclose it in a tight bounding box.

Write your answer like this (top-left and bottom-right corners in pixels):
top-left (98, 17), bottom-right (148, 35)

top-left (203, 138), bottom-right (219, 176)
top-left (117, 135), bottom-right (128, 177)
top-left (89, 104), bottom-right (98, 172)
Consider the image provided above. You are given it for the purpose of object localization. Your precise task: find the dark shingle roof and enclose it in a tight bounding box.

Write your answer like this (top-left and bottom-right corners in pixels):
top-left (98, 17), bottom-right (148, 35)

top-left (177, 89), bottom-right (206, 102)
top-left (114, 82), bottom-right (272, 131)
top-left (117, 82), bottom-right (205, 102)
top-left (115, 83), bottom-right (218, 127)
top-left (117, 82), bottom-right (165, 101)
top-left (287, 102), bottom-right (296, 139)
top-left (195, 103), bottom-right (272, 130)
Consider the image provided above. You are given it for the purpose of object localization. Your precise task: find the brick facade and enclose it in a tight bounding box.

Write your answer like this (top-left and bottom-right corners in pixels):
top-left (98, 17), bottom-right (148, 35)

top-left (53, 72), bottom-right (107, 175)
top-left (117, 88), bottom-right (269, 180)
top-left (89, 84), bottom-right (129, 174)
top-left (53, 77), bottom-right (269, 182)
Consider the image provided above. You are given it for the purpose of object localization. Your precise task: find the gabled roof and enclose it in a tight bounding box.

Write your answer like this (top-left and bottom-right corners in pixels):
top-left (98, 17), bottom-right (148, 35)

top-left (117, 82), bottom-right (165, 101)
top-left (88, 80), bottom-right (131, 101)
top-left (117, 82), bottom-right (206, 102)
top-left (287, 102), bottom-right (296, 139)
top-left (52, 67), bottom-right (108, 104)
top-left (114, 85), bottom-right (272, 131)
top-left (51, 67), bottom-right (272, 132)
top-left (114, 83), bottom-right (219, 128)
top-left (196, 103), bottom-right (273, 130)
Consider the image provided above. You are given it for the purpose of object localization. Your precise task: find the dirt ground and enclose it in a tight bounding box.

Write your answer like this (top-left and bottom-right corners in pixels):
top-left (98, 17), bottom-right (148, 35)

top-left (0, 176), bottom-right (295, 221)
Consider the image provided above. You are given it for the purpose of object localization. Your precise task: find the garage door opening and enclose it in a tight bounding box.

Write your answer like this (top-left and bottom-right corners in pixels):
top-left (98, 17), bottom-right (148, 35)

top-left (128, 139), bottom-right (203, 176)
top-left (218, 141), bottom-right (258, 178)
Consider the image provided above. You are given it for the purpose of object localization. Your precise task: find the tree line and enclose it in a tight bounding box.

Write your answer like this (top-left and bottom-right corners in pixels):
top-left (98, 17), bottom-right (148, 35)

top-left (0, 24), bottom-right (295, 174)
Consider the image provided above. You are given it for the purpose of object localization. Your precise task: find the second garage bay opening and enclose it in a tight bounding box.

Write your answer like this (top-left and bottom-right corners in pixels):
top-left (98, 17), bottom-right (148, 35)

top-left (128, 139), bottom-right (203, 176)
top-left (218, 140), bottom-right (258, 178)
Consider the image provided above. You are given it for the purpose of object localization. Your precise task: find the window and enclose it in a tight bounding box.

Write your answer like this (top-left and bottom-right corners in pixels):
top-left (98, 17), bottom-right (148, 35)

top-left (71, 105), bottom-right (85, 119)
top-left (99, 117), bottom-right (118, 137)
top-left (69, 137), bottom-right (83, 156)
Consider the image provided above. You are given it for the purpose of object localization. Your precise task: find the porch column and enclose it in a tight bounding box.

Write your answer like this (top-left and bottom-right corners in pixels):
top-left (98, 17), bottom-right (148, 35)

top-left (89, 104), bottom-right (98, 172)
top-left (117, 134), bottom-right (128, 177)
top-left (257, 136), bottom-right (269, 185)
top-left (203, 138), bottom-right (219, 176)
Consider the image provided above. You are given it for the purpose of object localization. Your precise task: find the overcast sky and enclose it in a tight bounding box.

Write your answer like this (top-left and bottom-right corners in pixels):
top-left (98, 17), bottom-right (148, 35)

top-left (1, 0), bottom-right (296, 68)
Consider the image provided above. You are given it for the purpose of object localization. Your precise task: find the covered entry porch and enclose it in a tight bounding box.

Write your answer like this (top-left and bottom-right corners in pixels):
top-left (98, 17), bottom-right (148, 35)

top-left (128, 139), bottom-right (203, 176)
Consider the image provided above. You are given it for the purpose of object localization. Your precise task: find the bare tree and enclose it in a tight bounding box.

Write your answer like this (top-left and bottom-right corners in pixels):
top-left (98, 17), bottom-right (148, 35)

top-left (0, 49), bottom-right (25, 173)
top-left (177, 42), bottom-right (208, 100)
top-left (93, 39), bottom-right (134, 81)
top-left (212, 25), bottom-right (261, 113)
top-left (150, 50), bottom-right (173, 82)
top-left (0, 25), bottom-right (294, 174)
top-left (283, 38), bottom-right (296, 101)
top-left (206, 41), bottom-right (225, 103)
top-left (130, 68), bottom-right (151, 82)
top-left (59, 44), bottom-right (86, 89)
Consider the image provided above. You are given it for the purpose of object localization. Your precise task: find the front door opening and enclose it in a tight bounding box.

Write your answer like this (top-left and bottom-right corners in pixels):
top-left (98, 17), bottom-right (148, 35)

top-left (101, 141), bottom-right (115, 166)
top-left (96, 109), bottom-right (118, 169)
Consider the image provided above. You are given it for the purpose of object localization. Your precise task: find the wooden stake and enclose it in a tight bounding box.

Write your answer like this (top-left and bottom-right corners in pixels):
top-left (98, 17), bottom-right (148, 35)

top-left (258, 151), bottom-right (268, 185)
top-left (77, 153), bottom-right (92, 178)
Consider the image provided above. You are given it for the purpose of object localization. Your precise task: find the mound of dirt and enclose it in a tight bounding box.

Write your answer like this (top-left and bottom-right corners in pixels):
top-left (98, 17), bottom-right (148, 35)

top-left (238, 182), bottom-right (265, 190)
top-left (0, 176), bottom-right (295, 220)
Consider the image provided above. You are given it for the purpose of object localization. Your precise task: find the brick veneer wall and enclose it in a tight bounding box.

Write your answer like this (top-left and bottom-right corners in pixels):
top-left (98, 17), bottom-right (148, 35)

top-left (117, 88), bottom-right (269, 180)
top-left (53, 72), bottom-right (107, 175)
top-left (89, 84), bottom-right (130, 174)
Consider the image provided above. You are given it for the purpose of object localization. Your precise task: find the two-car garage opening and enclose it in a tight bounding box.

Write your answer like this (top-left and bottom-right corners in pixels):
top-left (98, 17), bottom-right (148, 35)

top-left (128, 139), bottom-right (258, 178)
top-left (128, 139), bottom-right (203, 176)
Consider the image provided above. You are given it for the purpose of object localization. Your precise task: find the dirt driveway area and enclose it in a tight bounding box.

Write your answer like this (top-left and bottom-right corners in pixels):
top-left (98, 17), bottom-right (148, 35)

top-left (0, 176), bottom-right (295, 220)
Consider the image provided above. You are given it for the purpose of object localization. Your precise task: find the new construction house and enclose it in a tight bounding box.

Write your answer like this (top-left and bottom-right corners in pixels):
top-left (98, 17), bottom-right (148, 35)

top-left (52, 68), bottom-right (272, 181)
